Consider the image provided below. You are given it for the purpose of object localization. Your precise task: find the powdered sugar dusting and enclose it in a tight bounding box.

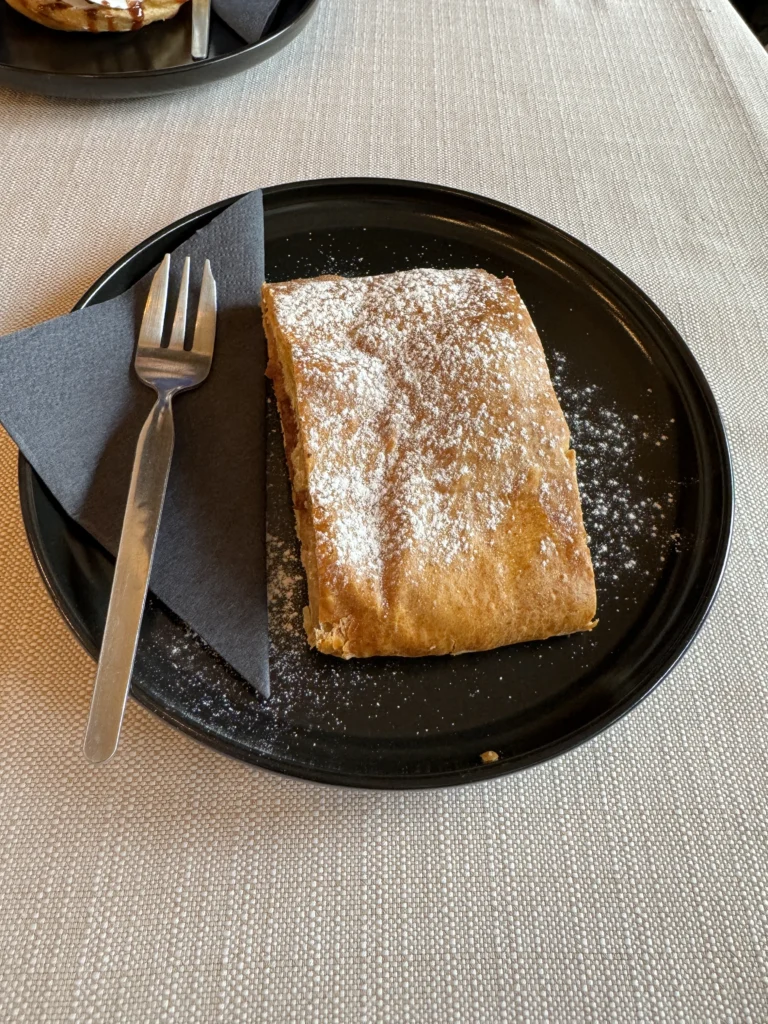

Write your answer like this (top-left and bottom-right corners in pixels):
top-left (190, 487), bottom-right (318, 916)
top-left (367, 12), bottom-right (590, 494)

top-left (266, 532), bottom-right (303, 649)
top-left (550, 351), bottom-right (679, 594)
top-left (270, 267), bottom-right (578, 593)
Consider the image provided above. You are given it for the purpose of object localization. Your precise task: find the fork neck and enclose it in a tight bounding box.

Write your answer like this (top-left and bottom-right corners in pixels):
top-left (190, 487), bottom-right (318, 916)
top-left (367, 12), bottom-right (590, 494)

top-left (152, 388), bottom-right (178, 406)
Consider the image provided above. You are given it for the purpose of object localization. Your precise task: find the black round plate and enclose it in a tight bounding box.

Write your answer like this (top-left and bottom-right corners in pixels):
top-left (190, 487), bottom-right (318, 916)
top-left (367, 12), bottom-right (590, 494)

top-left (0, 0), bottom-right (316, 99)
top-left (18, 178), bottom-right (733, 788)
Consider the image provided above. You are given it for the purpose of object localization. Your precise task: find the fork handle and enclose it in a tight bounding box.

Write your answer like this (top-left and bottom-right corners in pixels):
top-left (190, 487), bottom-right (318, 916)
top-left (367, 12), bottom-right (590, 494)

top-left (191, 0), bottom-right (211, 60)
top-left (83, 395), bottom-right (175, 764)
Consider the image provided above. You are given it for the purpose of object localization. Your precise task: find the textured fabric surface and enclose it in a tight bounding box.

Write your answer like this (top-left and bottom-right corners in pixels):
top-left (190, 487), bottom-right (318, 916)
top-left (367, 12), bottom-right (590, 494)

top-left (0, 0), bottom-right (767, 1020)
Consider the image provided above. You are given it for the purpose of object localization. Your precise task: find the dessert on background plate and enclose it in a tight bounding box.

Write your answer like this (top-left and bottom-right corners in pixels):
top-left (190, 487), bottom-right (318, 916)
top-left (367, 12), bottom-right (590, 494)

top-left (4, 0), bottom-right (188, 31)
top-left (263, 267), bottom-right (597, 659)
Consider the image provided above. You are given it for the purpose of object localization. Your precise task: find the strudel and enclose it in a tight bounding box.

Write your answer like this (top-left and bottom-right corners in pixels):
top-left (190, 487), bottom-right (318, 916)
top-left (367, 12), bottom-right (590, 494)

top-left (263, 268), bottom-right (596, 658)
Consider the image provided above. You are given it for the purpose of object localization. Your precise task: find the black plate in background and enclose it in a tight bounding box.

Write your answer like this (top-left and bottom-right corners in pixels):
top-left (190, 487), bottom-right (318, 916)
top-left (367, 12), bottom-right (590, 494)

top-left (0, 0), bottom-right (316, 99)
top-left (18, 179), bottom-right (733, 788)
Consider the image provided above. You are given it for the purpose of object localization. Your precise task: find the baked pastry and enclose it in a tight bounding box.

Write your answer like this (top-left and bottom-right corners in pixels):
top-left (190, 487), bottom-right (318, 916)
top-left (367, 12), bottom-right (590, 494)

top-left (263, 267), bottom-right (597, 658)
top-left (5, 0), bottom-right (188, 32)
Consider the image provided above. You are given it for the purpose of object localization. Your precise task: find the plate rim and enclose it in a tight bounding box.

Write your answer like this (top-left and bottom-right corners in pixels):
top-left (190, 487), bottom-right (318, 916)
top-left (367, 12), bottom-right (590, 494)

top-left (16, 176), bottom-right (735, 788)
top-left (0, 0), bottom-right (317, 83)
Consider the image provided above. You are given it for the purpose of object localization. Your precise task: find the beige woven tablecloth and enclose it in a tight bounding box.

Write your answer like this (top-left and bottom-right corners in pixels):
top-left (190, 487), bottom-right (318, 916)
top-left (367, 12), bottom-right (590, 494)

top-left (1, 1), bottom-right (767, 1020)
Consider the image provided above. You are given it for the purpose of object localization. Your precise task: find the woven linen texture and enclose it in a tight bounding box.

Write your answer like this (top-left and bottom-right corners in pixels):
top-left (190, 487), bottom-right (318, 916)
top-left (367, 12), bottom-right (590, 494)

top-left (0, 0), bottom-right (767, 1020)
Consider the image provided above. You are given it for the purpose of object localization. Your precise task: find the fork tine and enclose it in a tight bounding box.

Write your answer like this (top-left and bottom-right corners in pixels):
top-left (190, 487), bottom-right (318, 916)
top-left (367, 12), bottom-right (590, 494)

top-left (138, 254), bottom-right (170, 350)
top-left (168, 256), bottom-right (190, 350)
top-left (192, 260), bottom-right (217, 361)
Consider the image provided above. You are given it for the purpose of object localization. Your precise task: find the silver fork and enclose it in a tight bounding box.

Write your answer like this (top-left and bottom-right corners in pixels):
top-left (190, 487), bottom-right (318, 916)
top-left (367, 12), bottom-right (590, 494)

top-left (83, 254), bottom-right (217, 764)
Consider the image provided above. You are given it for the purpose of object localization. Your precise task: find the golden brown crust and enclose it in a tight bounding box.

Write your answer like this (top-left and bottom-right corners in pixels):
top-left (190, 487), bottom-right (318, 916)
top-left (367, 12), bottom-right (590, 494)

top-left (263, 268), bottom-right (597, 659)
top-left (5, 0), bottom-right (187, 32)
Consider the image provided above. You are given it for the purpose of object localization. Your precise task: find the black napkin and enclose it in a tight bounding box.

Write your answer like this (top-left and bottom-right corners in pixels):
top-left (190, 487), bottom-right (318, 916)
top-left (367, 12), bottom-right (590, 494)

top-left (213, 0), bottom-right (283, 45)
top-left (0, 190), bottom-right (270, 696)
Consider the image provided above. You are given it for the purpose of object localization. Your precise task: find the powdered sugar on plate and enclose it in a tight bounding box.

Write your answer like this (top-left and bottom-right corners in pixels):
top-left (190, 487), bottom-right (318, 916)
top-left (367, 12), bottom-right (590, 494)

top-left (266, 532), bottom-right (303, 648)
top-left (550, 350), bottom-right (680, 593)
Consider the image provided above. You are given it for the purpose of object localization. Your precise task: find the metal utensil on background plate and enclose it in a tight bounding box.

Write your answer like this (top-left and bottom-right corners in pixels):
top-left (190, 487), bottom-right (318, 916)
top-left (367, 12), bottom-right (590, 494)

top-left (191, 0), bottom-right (211, 60)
